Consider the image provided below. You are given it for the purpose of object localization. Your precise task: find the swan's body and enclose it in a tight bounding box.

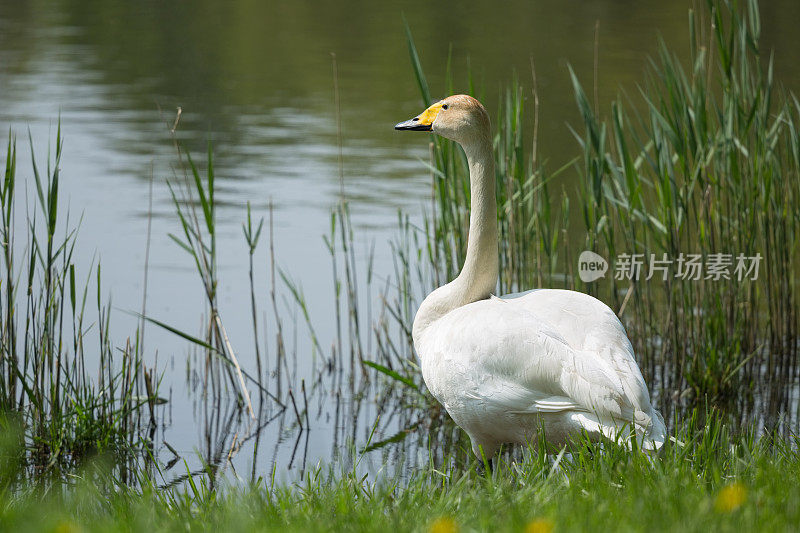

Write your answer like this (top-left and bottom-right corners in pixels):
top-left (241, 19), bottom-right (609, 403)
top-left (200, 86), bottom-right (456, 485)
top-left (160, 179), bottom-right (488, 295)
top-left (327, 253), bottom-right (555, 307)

top-left (396, 95), bottom-right (665, 456)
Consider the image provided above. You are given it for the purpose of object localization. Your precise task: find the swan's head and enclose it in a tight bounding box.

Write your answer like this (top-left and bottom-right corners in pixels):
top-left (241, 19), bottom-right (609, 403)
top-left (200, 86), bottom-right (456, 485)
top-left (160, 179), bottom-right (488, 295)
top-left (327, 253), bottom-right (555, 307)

top-left (395, 94), bottom-right (490, 145)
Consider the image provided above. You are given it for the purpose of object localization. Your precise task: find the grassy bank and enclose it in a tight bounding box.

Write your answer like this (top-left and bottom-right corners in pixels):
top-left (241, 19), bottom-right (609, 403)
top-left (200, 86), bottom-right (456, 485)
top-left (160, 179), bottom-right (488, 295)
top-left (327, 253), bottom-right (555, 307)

top-left (1, 415), bottom-right (798, 532)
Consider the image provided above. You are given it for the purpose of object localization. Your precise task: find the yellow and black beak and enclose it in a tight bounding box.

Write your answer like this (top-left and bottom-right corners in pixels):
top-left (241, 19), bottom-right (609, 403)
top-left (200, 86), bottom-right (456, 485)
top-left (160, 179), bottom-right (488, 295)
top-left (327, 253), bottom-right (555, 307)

top-left (395, 102), bottom-right (442, 132)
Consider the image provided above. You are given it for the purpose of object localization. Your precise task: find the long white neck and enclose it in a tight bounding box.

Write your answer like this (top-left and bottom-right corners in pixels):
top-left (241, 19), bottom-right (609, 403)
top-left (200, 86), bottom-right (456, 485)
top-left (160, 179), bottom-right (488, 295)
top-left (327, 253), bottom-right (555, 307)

top-left (413, 136), bottom-right (498, 342)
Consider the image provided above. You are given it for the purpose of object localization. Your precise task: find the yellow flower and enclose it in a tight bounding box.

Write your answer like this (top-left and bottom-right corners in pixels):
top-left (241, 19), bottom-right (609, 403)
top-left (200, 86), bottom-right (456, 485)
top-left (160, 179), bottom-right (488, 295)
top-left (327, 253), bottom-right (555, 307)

top-left (715, 482), bottom-right (747, 512)
top-left (429, 516), bottom-right (458, 533)
top-left (525, 518), bottom-right (555, 533)
top-left (53, 521), bottom-right (82, 533)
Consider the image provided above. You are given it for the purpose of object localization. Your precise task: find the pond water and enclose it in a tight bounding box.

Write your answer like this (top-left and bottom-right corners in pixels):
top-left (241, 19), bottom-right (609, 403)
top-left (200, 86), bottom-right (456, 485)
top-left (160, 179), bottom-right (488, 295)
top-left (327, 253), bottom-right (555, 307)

top-left (2, 0), bottom-right (799, 483)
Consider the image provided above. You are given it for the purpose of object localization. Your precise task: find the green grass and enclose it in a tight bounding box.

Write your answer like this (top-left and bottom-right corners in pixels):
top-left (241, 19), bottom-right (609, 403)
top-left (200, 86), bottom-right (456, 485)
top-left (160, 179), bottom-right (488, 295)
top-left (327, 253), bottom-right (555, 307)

top-left (0, 415), bottom-right (797, 532)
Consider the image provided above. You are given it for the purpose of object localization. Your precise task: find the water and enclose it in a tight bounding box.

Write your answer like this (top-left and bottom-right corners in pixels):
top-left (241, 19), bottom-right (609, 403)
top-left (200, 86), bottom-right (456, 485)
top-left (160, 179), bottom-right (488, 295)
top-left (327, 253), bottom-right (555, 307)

top-left (2, 0), bottom-right (799, 483)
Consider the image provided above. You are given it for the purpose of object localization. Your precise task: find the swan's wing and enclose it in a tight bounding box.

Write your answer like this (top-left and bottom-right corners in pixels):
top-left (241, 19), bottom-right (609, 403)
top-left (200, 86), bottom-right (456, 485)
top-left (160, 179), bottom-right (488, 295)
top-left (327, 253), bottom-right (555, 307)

top-left (420, 296), bottom-right (652, 424)
top-left (500, 289), bottom-right (654, 419)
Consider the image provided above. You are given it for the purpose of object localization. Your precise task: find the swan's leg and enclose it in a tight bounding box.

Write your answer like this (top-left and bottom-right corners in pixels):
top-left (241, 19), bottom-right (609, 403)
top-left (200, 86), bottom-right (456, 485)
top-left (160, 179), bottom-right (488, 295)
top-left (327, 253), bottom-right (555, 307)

top-left (473, 457), bottom-right (493, 476)
top-left (472, 440), bottom-right (498, 475)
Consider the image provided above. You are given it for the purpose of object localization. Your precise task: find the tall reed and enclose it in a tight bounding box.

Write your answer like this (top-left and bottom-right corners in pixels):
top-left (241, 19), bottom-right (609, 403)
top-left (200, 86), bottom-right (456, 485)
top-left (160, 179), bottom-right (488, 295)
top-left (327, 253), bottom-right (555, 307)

top-left (572, 0), bottom-right (798, 428)
top-left (404, 0), bottom-right (799, 430)
top-left (0, 129), bottom-right (156, 481)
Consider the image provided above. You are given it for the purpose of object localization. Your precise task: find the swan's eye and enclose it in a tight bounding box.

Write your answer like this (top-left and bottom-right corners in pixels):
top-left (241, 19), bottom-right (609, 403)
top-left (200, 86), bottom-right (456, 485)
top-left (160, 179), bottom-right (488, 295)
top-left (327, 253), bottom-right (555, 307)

top-left (442, 104), bottom-right (449, 110)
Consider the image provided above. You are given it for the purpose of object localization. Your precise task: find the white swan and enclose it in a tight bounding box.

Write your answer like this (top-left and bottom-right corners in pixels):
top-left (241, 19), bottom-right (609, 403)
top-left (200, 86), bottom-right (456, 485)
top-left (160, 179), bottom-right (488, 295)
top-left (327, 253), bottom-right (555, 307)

top-left (395, 94), bottom-right (666, 457)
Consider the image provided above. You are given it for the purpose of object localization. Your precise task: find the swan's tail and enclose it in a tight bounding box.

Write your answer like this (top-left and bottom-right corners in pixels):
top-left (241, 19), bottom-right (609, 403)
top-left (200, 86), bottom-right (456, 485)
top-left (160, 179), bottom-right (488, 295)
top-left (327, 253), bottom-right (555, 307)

top-left (641, 408), bottom-right (667, 451)
top-left (573, 408), bottom-right (667, 452)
